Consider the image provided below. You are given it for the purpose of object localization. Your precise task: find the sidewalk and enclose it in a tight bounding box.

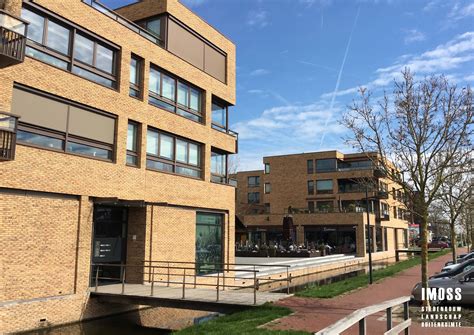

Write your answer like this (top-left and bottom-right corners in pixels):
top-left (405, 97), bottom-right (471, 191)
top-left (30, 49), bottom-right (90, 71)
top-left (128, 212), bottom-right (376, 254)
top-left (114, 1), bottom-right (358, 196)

top-left (268, 249), bottom-right (473, 334)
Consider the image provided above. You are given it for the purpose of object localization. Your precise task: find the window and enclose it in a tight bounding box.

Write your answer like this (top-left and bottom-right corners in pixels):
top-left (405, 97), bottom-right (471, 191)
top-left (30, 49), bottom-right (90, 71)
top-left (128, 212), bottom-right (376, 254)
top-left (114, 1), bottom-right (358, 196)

top-left (316, 159), bottom-right (337, 172)
top-left (127, 121), bottom-right (139, 166)
top-left (308, 201), bottom-right (315, 213)
top-left (13, 86), bottom-right (115, 161)
top-left (248, 192), bottom-right (260, 204)
top-left (149, 66), bottom-right (203, 122)
top-left (21, 6), bottom-right (118, 88)
top-left (316, 179), bottom-right (333, 194)
top-left (264, 182), bottom-right (271, 194)
top-left (211, 150), bottom-right (227, 183)
top-left (196, 213), bottom-right (223, 274)
top-left (307, 159), bottom-right (314, 174)
top-left (264, 203), bottom-right (271, 214)
top-left (381, 203), bottom-right (389, 216)
top-left (307, 180), bottom-right (314, 195)
top-left (338, 160), bottom-right (372, 171)
top-left (248, 176), bottom-right (260, 187)
top-left (146, 128), bottom-right (201, 178)
top-left (211, 98), bottom-right (229, 131)
top-left (398, 208), bottom-right (404, 220)
top-left (379, 182), bottom-right (388, 192)
top-left (264, 163), bottom-right (270, 174)
top-left (136, 16), bottom-right (166, 46)
top-left (129, 55), bottom-right (142, 98)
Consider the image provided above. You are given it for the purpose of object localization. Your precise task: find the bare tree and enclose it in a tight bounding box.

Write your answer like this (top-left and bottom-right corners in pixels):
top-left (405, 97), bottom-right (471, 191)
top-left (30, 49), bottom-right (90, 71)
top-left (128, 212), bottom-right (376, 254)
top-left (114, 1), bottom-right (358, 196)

top-left (428, 202), bottom-right (449, 238)
top-left (439, 167), bottom-right (472, 263)
top-left (342, 69), bottom-right (473, 301)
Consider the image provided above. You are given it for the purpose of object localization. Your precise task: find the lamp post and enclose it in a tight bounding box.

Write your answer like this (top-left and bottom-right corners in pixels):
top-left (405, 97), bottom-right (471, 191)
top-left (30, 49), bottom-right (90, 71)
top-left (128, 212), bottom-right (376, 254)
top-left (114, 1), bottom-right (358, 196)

top-left (365, 185), bottom-right (373, 284)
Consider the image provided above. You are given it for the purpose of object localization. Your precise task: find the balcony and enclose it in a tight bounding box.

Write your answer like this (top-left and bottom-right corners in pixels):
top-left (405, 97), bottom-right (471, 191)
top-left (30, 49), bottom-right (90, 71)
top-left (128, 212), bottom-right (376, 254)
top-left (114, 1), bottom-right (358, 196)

top-left (0, 112), bottom-right (19, 161)
top-left (0, 10), bottom-right (28, 68)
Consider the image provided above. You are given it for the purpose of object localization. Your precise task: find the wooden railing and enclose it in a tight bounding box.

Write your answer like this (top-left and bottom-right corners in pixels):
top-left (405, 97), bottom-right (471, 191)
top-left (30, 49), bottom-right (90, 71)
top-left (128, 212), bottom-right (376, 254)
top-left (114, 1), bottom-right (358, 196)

top-left (315, 296), bottom-right (411, 335)
top-left (0, 26), bottom-right (26, 66)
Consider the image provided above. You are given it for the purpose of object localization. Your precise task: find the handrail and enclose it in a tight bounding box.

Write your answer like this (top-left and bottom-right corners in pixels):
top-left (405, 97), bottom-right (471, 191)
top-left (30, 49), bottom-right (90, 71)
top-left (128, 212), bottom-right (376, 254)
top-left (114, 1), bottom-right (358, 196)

top-left (315, 296), bottom-right (411, 335)
top-left (92, 260), bottom-right (292, 304)
top-left (143, 260), bottom-right (291, 268)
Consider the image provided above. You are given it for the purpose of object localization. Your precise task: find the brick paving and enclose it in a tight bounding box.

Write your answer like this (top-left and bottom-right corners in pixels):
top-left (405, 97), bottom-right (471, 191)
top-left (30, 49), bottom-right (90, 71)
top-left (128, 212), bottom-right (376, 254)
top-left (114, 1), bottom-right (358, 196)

top-left (268, 249), bottom-right (473, 334)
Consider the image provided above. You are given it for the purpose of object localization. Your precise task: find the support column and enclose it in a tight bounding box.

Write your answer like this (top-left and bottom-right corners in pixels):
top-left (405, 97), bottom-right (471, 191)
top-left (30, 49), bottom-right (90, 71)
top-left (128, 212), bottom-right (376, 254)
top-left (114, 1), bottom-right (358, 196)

top-left (372, 226), bottom-right (377, 253)
top-left (356, 223), bottom-right (366, 257)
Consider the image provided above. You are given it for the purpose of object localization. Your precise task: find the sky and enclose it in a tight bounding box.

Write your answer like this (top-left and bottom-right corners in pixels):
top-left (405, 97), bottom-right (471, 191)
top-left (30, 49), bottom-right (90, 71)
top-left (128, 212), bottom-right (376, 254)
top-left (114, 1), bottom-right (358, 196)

top-left (105, 0), bottom-right (474, 171)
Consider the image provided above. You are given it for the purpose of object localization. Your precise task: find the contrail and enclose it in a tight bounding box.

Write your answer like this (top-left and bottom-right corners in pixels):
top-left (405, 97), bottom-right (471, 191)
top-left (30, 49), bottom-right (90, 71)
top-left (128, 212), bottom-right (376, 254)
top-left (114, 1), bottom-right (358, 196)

top-left (319, 6), bottom-right (361, 147)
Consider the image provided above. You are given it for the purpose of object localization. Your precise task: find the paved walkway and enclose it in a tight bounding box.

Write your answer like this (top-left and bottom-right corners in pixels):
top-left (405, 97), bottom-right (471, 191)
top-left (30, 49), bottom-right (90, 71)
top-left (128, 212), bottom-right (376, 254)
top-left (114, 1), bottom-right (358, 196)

top-left (268, 249), bottom-right (473, 334)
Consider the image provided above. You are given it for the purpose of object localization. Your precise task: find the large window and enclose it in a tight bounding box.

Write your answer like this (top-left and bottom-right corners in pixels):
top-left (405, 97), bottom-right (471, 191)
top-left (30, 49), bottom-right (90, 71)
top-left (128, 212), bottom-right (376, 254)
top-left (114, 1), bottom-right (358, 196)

top-left (129, 55), bottom-right (142, 98)
top-left (127, 121), bottom-right (139, 166)
top-left (13, 86), bottom-right (115, 161)
top-left (146, 128), bottom-right (201, 178)
top-left (248, 192), bottom-right (260, 204)
top-left (136, 16), bottom-right (166, 46)
top-left (211, 150), bottom-right (227, 183)
top-left (248, 176), bottom-right (260, 187)
top-left (196, 213), bottom-right (223, 274)
top-left (21, 6), bottom-right (118, 88)
top-left (316, 159), bottom-right (337, 172)
top-left (149, 66), bottom-right (203, 122)
top-left (316, 179), bottom-right (333, 194)
top-left (211, 98), bottom-right (229, 131)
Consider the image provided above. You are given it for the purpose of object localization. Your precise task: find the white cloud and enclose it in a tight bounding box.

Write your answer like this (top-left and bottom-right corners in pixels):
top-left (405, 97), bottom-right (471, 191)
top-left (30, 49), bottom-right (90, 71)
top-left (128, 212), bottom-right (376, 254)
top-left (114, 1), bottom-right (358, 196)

top-left (249, 68), bottom-right (270, 76)
top-left (448, 2), bottom-right (474, 21)
top-left (403, 29), bottom-right (426, 44)
top-left (247, 10), bottom-right (268, 28)
top-left (321, 31), bottom-right (474, 98)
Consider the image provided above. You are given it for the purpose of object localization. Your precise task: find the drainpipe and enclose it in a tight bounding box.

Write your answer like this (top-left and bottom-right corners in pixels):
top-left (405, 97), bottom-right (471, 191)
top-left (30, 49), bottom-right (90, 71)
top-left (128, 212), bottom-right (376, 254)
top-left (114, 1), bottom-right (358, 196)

top-left (3, 0), bottom-right (22, 16)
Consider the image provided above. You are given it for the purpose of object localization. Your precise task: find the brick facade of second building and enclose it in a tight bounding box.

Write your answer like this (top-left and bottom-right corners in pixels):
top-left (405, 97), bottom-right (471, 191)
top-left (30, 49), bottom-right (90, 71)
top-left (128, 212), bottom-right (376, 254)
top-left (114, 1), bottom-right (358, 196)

top-left (234, 151), bottom-right (410, 258)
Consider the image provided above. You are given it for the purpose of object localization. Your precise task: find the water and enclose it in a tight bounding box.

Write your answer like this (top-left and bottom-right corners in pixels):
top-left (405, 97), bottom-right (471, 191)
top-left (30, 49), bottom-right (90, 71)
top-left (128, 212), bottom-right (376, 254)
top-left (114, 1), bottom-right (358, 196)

top-left (20, 312), bottom-right (171, 335)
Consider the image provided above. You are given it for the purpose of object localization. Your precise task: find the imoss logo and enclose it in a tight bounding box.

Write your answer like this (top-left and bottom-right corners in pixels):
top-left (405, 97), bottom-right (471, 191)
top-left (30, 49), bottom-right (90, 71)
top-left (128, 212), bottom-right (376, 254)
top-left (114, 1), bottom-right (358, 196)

top-left (421, 287), bottom-right (462, 301)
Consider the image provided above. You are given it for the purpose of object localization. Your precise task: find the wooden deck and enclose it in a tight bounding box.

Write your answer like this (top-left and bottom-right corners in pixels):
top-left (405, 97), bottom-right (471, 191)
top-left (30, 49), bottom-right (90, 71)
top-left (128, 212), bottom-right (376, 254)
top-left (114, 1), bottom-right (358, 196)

top-left (90, 283), bottom-right (290, 311)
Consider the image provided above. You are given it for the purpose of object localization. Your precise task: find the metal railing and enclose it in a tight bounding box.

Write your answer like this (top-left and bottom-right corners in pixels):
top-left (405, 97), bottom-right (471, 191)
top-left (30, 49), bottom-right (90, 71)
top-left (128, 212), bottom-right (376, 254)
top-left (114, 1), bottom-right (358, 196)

top-left (92, 261), bottom-right (292, 305)
top-left (0, 26), bottom-right (27, 65)
top-left (315, 296), bottom-right (411, 335)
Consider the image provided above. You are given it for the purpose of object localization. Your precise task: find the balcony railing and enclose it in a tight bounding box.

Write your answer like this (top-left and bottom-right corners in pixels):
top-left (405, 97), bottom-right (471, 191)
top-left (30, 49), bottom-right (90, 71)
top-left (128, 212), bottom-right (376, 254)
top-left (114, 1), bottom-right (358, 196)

top-left (0, 10), bottom-right (28, 68)
top-left (0, 112), bottom-right (19, 161)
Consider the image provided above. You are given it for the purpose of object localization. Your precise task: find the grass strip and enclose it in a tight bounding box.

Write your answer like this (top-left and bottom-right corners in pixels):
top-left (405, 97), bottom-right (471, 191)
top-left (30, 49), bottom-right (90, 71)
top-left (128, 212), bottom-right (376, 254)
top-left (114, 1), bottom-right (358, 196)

top-left (296, 249), bottom-right (450, 298)
top-left (174, 303), bottom-right (310, 335)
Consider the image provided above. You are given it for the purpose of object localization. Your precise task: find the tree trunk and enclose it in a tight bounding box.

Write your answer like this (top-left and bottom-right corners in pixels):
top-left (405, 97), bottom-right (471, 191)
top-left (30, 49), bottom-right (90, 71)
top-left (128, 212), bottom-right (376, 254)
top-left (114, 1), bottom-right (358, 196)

top-left (451, 221), bottom-right (457, 263)
top-left (421, 206), bottom-right (429, 306)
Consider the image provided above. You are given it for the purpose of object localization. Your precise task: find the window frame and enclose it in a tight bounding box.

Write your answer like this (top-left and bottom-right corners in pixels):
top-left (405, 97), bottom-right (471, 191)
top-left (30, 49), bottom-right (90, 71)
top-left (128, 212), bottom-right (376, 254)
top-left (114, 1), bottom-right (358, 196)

top-left (146, 127), bottom-right (202, 179)
top-left (22, 4), bottom-right (119, 89)
top-left (264, 182), bottom-right (271, 194)
top-left (264, 163), bottom-right (270, 174)
top-left (148, 65), bottom-right (203, 123)
top-left (307, 180), bottom-right (315, 195)
top-left (210, 148), bottom-right (228, 184)
top-left (316, 179), bottom-right (333, 194)
top-left (126, 120), bottom-right (140, 167)
top-left (129, 54), bottom-right (143, 99)
top-left (307, 159), bottom-right (314, 174)
top-left (211, 97), bottom-right (229, 132)
top-left (247, 192), bottom-right (260, 204)
top-left (248, 176), bottom-right (260, 187)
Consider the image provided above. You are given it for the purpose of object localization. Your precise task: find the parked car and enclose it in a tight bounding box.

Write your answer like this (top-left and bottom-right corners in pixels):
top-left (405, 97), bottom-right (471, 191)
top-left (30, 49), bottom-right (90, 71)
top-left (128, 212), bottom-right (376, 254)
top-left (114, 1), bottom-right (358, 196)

top-left (445, 252), bottom-right (474, 266)
top-left (412, 268), bottom-right (474, 305)
top-left (428, 240), bottom-right (449, 249)
top-left (433, 259), bottom-right (474, 278)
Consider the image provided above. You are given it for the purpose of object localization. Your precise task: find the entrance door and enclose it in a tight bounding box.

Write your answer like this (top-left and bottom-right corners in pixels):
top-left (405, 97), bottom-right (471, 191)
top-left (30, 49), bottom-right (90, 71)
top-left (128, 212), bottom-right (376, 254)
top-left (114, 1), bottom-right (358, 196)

top-left (91, 206), bottom-right (128, 283)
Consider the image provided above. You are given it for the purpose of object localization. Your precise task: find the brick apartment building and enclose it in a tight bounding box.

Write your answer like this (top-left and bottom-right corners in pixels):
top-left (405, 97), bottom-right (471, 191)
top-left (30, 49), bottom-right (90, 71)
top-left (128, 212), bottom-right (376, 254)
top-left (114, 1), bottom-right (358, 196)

top-left (0, 0), bottom-right (237, 332)
top-left (234, 151), bottom-right (410, 258)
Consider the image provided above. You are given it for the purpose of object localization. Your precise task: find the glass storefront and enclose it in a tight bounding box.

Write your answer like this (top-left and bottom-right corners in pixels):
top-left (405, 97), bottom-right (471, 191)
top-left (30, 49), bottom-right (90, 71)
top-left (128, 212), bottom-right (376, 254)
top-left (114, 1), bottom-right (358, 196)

top-left (305, 226), bottom-right (356, 254)
top-left (196, 212), bottom-right (223, 274)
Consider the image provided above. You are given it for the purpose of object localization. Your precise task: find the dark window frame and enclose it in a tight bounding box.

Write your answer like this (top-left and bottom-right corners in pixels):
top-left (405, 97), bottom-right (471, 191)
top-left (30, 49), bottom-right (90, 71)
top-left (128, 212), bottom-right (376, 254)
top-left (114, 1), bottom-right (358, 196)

top-left (307, 180), bottom-right (314, 195)
top-left (247, 192), bottom-right (260, 204)
top-left (146, 127), bottom-right (202, 179)
top-left (211, 96), bottom-right (230, 132)
top-left (316, 179), bottom-right (333, 194)
top-left (126, 120), bottom-right (140, 167)
top-left (148, 64), bottom-right (203, 123)
top-left (129, 54), bottom-right (143, 99)
top-left (248, 176), bottom-right (260, 187)
top-left (316, 158), bottom-right (337, 172)
top-left (22, 4), bottom-right (119, 89)
top-left (307, 159), bottom-right (314, 174)
top-left (264, 163), bottom-right (270, 174)
top-left (264, 182), bottom-right (271, 194)
top-left (210, 148), bottom-right (228, 184)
